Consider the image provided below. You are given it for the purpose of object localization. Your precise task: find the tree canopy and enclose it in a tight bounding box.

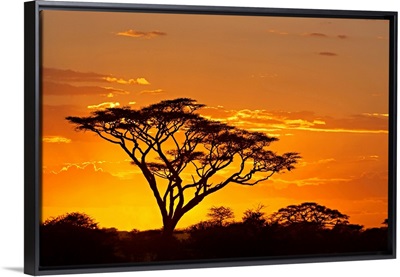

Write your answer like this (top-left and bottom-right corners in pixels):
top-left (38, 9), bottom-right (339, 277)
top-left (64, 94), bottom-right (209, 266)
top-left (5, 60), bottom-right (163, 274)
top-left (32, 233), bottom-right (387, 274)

top-left (269, 202), bottom-right (349, 228)
top-left (207, 206), bottom-right (235, 227)
top-left (43, 212), bottom-right (99, 229)
top-left (66, 98), bottom-right (300, 236)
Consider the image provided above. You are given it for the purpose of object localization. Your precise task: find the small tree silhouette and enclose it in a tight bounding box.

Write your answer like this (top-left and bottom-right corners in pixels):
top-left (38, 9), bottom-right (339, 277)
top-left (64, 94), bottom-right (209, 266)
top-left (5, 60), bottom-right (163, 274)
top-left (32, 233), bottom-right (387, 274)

top-left (40, 212), bottom-right (122, 266)
top-left (43, 212), bottom-right (99, 229)
top-left (270, 202), bottom-right (349, 228)
top-left (207, 206), bottom-right (234, 226)
top-left (242, 204), bottom-right (267, 227)
top-left (66, 98), bottom-right (300, 237)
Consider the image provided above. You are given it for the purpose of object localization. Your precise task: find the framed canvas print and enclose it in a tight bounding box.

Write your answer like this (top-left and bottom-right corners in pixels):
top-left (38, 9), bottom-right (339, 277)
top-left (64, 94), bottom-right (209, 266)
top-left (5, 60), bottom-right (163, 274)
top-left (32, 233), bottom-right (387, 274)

top-left (24, 0), bottom-right (397, 275)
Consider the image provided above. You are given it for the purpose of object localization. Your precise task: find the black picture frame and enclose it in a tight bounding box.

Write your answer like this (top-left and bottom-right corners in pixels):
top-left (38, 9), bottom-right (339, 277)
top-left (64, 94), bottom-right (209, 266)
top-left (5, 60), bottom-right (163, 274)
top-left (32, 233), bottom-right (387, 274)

top-left (24, 0), bottom-right (397, 275)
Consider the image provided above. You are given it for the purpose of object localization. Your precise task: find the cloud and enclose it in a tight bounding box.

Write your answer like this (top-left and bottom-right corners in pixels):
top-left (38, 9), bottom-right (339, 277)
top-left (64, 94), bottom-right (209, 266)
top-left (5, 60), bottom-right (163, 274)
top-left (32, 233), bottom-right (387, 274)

top-left (313, 120), bottom-right (326, 125)
top-left (356, 155), bottom-right (380, 162)
top-left (87, 102), bottom-right (120, 109)
top-left (268, 30), bottom-right (348, 40)
top-left (102, 87), bottom-right (129, 95)
top-left (50, 163), bottom-right (104, 174)
top-left (272, 177), bottom-right (352, 187)
top-left (41, 162), bottom-right (158, 230)
top-left (116, 29), bottom-right (167, 39)
top-left (136, 78), bottom-right (150, 85)
top-left (305, 33), bottom-right (349, 40)
top-left (43, 68), bottom-right (106, 83)
top-left (104, 76), bottom-right (150, 85)
top-left (139, 89), bottom-right (164, 94)
top-left (43, 163), bottom-right (146, 206)
top-left (288, 127), bottom-right (387, 134)
top-left (199, 107), bottom-right (388, 135)
top-left (298, 158), bottom-right (336, 167)
top-left (43, 136), bottom-right (72, 143)
top-left (43, 67), bottom-right (151, 88)
top-left (42, 104), bottom-right (91, 143)
top-left (266, 171), bottom-right (388, 201)
top-left (362, 113), bottom-right (388, 118)
top-left (318, 52), bottom-right (338, 56)
top-left (305, 32), bottom-right (328, 37)
top-left (43, 81), bottom-right (130, 96)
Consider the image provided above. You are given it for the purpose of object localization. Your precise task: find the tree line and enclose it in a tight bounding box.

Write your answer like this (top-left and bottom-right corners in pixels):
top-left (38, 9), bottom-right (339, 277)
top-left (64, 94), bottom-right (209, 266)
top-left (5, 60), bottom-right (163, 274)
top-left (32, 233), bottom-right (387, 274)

top-left (40, 202), bottom-right (389, 267)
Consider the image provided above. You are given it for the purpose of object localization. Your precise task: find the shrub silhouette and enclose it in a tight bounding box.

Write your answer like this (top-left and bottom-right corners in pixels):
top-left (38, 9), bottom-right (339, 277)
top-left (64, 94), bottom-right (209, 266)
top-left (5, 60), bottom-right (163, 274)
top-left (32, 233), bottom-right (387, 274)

top-left (40, 210), bottom-right (389, 266)
top-left (242, 204), bottom-right (267, 228)
top-left (40, 212), bottom-right (123, 266)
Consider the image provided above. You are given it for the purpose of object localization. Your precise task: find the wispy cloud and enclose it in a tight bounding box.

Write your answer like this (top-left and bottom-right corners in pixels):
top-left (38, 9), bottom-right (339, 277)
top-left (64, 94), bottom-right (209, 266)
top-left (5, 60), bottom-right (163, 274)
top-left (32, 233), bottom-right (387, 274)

top-left (272, 177), bottom-right (351, 187)
top-left (318, 52), bottom-right (338, 57)
top-left (356, 155), bottom-right (380, 162)
top-left (43, 136), bottom-right (72, 143)
top-left (298, 158), bottom-right (336, 167)
top-left (200, 107), bottom-right (388, 135)
top-left (116, 29), bottom-right (167, 39)
top-left (104, 77), bottom-right (150, 85)
top-left (50, 162), bottom-right (104, 175)
top-left (43, 82), bottom-right (130, 96)
top-left (289, 127), bottom-right (386, 134)
top-left (87, 102), bottom-right (120, 109)
top-left (268, 30), bottom-right (349, 40)
top-left (43, 68), bottom-right (105, 83)
top-left (43, 67), bottom-right (150, 88)
top-left (266, 171), bottom-right (388, 200)
top-left (139, 89), bottom-right (164, 94)
top-left (304, 32), bottom-right (328, 37)
top-left (362, 113), bottom-right (388, 117)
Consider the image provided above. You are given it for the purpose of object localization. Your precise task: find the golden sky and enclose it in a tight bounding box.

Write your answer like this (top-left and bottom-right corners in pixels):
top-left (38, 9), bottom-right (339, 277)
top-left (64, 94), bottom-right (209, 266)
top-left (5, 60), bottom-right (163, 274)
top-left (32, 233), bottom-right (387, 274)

top-left (41, 10), bottom-right (390, 231)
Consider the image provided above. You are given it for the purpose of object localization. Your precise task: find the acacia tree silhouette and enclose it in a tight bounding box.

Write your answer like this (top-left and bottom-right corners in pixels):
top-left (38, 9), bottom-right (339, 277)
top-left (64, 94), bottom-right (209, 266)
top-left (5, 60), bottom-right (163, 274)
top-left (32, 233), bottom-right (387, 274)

top-left (66, 98), bottom-right (300, 237)
top-left (207, 206), bottom-right (234, 227)
top-left (270, 202), bottom-right (349, 228)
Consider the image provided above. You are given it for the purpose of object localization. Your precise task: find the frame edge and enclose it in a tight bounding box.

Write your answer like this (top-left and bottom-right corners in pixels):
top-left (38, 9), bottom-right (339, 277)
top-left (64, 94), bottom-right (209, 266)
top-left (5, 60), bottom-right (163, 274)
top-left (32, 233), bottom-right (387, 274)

top-left (26, 1), bottom-right (398, 275)
top-left (24, 1), bottom-right (40, 275)
top-left (388, 11), bottom-right (397, 259)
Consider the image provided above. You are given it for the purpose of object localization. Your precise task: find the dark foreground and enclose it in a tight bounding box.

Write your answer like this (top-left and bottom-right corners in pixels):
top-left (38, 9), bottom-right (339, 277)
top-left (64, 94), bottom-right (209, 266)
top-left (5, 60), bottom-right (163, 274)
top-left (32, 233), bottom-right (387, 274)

top-left (40, 221), bottom-right (389, 267)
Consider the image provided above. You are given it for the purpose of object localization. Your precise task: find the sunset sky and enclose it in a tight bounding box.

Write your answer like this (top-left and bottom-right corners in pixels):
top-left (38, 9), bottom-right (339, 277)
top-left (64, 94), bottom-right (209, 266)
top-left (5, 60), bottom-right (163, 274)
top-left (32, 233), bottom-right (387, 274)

top-left (41, 10), bottom-right (389, 231)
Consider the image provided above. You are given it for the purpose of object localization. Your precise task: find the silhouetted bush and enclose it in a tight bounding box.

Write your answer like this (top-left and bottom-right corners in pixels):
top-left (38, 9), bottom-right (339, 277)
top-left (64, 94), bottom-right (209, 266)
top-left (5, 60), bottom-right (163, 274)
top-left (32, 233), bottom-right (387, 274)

top-left (40, 208), bottom-right (390, 267)
top-left (40, 212), bottom-right (124, 266)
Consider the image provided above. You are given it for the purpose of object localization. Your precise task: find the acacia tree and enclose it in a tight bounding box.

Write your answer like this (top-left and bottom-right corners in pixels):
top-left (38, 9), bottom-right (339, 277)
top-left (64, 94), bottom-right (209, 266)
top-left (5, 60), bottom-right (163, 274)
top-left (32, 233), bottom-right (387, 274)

top-left (207, 206), bottom-right (234, 227)
top-left (269, 202), bottom-right (349, 228)
top-left (66, 98), bottom-right (300, 237)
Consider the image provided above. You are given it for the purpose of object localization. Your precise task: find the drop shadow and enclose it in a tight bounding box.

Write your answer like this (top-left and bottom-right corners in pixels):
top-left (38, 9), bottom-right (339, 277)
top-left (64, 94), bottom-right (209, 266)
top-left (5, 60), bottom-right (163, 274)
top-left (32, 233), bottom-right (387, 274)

top-left (3, 267), bottom-right (24, 273)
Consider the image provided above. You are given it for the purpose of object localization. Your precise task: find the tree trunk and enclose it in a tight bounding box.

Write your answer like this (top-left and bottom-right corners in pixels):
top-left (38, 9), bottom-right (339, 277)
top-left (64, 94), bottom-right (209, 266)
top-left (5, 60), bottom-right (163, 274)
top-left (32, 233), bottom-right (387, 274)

top-left (162, 217), bottom-right (178, 239)
top-left (157, 217), bottom-right (180, 261)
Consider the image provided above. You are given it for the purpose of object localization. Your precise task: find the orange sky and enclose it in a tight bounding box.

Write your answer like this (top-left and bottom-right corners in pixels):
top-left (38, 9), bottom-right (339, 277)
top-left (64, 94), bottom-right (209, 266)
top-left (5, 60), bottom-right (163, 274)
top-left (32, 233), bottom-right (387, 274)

top-left (40, 10), bottom-right (390, 231)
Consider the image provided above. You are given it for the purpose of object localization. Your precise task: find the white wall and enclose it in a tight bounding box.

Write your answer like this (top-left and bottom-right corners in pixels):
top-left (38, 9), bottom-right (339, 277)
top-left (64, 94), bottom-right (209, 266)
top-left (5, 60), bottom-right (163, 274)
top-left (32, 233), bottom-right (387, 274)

top-left (0, 0), bottom-right (398, 276)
